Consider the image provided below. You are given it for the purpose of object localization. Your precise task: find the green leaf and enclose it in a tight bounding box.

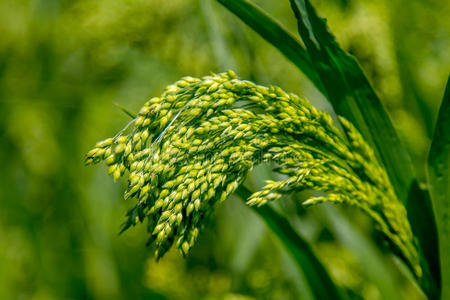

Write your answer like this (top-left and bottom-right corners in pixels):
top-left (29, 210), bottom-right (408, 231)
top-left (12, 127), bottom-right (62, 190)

top-left (216, 0), bottom-right (325, 94)
top-left (236, 186), bottom-right (346, 300)
top-left (428, 76), bottom-right (450, 300)
top-left (288, 0), bottom-right (439, 295)
top-left (288, 0), bottom-right (411, 203)
top-left (114, 103), bottom-right (137, 119)
top-left (318, 205), bottom-right (404, 300)
top-left (405, 181), bottom-right (440, 297)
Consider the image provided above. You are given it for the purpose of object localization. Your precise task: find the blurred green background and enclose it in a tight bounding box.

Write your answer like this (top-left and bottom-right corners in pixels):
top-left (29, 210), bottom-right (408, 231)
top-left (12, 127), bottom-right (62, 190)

top-left (0, 0), bottom-right (448, 299)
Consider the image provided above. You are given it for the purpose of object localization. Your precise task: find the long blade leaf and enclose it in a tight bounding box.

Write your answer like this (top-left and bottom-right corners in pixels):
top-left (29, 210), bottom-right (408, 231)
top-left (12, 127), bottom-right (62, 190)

top-left (405, 181), bottom-right (440, 296)
top-left (236, 186), bottom-right (346, 300)
top-left (289, 0), bottom-right (410, 202)
top-left (216, 0), bottom-right (325, 94)
top-left (427, 76), bottom-right (450, 300)
top-left (288, 0), bottom-right (439, 295)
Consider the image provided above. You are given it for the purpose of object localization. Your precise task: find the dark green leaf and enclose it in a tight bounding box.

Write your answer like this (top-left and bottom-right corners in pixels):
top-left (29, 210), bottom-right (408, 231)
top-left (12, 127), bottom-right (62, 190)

top-left (406, 181), bottom-right (440, 297)
top-left (216, 0), bottom-right (325, 94)
top-left (427, 76), bottom-right (450, 300)
top-left (236, 186), bottom-right (346, 300)
top-left (288, 0), bottom-right (439, 295)
top-left (288, 0), bottom-right (411, 203)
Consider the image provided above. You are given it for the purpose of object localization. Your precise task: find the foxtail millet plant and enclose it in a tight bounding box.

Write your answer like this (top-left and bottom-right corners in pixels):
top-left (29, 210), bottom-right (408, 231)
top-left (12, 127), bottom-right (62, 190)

top-left (85, 71), bottom-right (421, 277)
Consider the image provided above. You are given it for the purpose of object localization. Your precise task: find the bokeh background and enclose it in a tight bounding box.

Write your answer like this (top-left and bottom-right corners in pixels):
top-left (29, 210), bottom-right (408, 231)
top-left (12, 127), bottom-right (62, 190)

top-left (0, 0), bottom-right (449, 299)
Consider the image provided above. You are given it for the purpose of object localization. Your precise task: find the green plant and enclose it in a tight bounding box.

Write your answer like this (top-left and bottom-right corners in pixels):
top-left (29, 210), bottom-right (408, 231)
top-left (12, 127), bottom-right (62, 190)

top-left (86, 0), bottom-right (449, 299)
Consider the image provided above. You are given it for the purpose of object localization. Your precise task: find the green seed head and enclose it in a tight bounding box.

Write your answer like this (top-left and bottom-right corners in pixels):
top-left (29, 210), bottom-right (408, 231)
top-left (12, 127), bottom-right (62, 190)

top-left (85, 71), bottom-right (420, 276)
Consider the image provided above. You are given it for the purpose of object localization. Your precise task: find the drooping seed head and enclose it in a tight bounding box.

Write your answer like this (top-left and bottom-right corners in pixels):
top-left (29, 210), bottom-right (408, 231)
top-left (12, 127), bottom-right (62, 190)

top-left (85, 71), bottom-right (421, 277)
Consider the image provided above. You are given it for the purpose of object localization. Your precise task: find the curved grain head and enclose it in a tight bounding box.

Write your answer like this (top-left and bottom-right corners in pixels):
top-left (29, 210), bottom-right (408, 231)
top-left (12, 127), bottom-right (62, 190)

top-left (85, 71), bottom-right (421, 277)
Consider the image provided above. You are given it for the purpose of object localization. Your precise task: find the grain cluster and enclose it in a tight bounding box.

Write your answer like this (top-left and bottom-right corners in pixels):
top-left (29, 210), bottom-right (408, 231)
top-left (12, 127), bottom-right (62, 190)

top-left (86, 71), bottom-right (420, 276)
